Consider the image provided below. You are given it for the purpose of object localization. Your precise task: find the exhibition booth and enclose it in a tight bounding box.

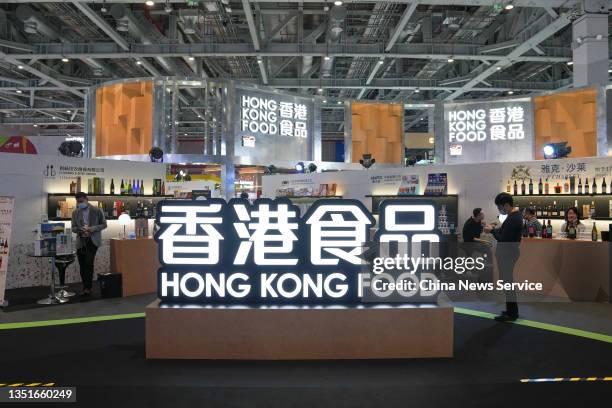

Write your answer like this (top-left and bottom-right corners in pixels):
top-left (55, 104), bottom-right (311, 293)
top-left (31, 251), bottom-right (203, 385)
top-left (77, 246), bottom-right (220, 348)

top-left (1, 79), bottom-right (611, 362)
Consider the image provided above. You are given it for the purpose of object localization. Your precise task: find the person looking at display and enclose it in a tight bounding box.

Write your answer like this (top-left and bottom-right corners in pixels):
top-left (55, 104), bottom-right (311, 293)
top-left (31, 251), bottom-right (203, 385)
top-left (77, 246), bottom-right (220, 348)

top-left (484, 193), bottom-right (522, 322)
top-left (560, 207), bottom-right (585, 238)
top-left (523, 207), bottom-right (542, 236)
top-left (71, 192), bottom-right (107, 296)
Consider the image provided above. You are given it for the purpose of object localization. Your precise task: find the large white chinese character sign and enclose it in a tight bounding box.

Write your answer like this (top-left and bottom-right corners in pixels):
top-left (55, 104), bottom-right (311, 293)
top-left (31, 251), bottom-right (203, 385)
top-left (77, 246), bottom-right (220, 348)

top-left (444, 99), bottom-right (534, 164)
top-left (155, 198), bottom-right (447, 305)
top-left (234, 87), bottom-right (315, 165)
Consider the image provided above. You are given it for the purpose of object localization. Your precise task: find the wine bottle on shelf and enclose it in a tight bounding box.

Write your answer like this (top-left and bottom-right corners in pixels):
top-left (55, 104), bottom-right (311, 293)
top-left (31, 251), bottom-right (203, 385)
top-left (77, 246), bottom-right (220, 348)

top-left (528, 179), bottom-right (534, 195)
top-left (552, 201), bottom-right (558, 218)
top-left (578, 177), bottom-right (583, 194)
top-left (544, 178), bottom-right (550, 195)
top-left (542, 221), bottom-right (548, 238)
top-left (135, 180), bottom-right (140, 195)
top-left (520, 179), bottom-right (526, 195)
top-left (559, 203), bottom-right (565, 218)
top-left (563, 177), bottom-right (570, 194)
top-left (536, 205), bottom-right (542, 218)
top-left (140, 179), bottom-right (145, 195)
top-left (506, 180), bottom-right (511, 194)
top-left (547, 220), bottom-right (553, 238)
top-left (513, 180), bottom-right (518, 196)
top-left (110, 179), bottom-right (115, 195)
top-left (590, 200), bottom-right (596, 218)
top-left (592, 222), bottom-right (598, 241)
top-left (554, 182), bottom-right (562, 194)
top-left (120, 179), bottom-right (124, 195)
top-left (538, 178), bottom-right (543, 195)
top-left (584, 178), bottom-right (590, 195)
top-left (602, 177), bottom-right (608, 195)
top-left (592, 177), bottom-right (597, 195)
top-left (161, 182), bottom-right (166, 196)
top-left (128, 180), bottom-right (133, 195)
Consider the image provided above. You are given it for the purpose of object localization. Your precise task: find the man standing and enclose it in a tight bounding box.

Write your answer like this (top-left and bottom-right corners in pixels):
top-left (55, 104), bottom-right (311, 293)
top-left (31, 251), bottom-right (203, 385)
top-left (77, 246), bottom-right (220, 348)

top-left (462, 208), bottom-right (492, 282)
top-left (522, 207), bottom-right (542, 236)
top-left (484, 193), bottom-right (522, 322)
top-left (71, 192), bottom-right (107, 296)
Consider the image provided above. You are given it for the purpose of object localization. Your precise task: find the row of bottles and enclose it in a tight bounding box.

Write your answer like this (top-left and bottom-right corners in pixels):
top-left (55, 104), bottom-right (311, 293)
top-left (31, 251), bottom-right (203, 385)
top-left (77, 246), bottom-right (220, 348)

top-left (523, 219), bottom-right (599, 241)
top-left (528, 199), bottom-right (598, 219)
top-left (68, 176), bottom-right (167, 196)
top-left (507, 177), bottom-right (609, 196)
top-left (96, 200), bottom-right (156, 219)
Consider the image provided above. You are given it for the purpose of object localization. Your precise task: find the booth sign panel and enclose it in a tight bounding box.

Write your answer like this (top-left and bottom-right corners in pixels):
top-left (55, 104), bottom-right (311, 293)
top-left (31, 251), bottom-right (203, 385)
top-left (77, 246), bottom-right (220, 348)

top-left (444, 98), bottom-right (534, 164)
top-left (234, 87), bottom-right (314, 164)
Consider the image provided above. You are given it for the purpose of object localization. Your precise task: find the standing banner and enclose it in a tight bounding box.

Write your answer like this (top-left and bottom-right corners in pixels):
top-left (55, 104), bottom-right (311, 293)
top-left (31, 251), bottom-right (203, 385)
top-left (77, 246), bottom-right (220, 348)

top-left (0, 196), bottom-right (15, 306)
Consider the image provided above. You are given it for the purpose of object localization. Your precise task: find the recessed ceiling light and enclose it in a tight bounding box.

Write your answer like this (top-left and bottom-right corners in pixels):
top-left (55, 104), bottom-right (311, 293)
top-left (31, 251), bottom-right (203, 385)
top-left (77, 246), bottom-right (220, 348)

top-left (15, 90), bottom-right (22, 94)
top-left (505, 4), bottom-right (514, 10)
top-left (66, 110), bottom-right (71, 113)
top-left (33, 124), bottom-right (38, 127)
top-left (61, 57), bottom-right (69, 62)
top-left (188, 56), bottom-right (195, 61)
top-left (145, 0), bottom-right (155, 7)
top-left (324, 56), bottom-right (331, 61)
top-left (508, 90), bottom-right (514, 95)
top-left (136, 60), bottom-right (142, 65)
top-left (447, 58), bottom-right (455, 63)
top-left (414, 88), bottom-right (420, 93)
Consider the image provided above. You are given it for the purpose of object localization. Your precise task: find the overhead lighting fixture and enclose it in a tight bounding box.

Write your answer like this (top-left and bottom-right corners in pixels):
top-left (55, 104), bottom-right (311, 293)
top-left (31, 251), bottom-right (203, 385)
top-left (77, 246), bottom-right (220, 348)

top-left (337, 101), bottom-right (342, 105)
top-left (414, 88), bottom-right (420, 93)
top-left (496, 66), bottom-right (502, 70)
top-left (543, 142), bottom-right (572, 159)
top-left (324, 55), bottom-right (331, 61)
top-left (100, 2), bottom-right (108, 13)
top-left (145, 0), bottom-right (155, 7)
top-left (66, 110), bottom-right (71, 113)
top-left (447, 58), bottom-right (455, 63)
top-left (33, 124), bottom-right (38, 128)
top-left (15, 90), bottom-right (22, 94)
top-left (505, 4), bottom-right (514, 10)
top-left (17, 65), bottom-right (24, 69)
top-left (164, 0), bottom-right (172, 13)
top-left (318, 88), bottom-right (323, 93)
top-left (188, 56), bottom-right (195, 61)
top-left (507, 90), bottom-right (514, 95)
top-left (334, 1), bottom-right (343, 5)
top-left (136, 60), bottom-right (142, 65)
top-left (608, 69), bottom-right (612, 73)
top-left (52, 116), bottom-right (57, 119)
top-left (322, 99), bottom-right (327, 103)
top-left (567, 61), bottom-right (574, 66)
top-left (377, 58), bottom-right (384, 64)
top-left (62, 57), bottom-right (69, 63)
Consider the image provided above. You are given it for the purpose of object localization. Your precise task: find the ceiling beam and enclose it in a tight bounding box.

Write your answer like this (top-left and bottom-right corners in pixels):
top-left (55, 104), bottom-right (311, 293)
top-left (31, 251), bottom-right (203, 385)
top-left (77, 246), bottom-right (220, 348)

top-left (386, 1), bottom-right (419, 52)
top-left (71, 1), bottom-right (130, 51)
top-left (445, 13), bottom-right (572, 100)
top-left (4, 42), bottom-right (572, 63)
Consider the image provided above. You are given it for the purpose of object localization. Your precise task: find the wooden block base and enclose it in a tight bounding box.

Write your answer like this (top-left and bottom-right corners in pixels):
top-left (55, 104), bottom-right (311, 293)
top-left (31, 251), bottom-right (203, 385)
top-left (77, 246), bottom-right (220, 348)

top-left (145, 300), bottom-right (453, 360)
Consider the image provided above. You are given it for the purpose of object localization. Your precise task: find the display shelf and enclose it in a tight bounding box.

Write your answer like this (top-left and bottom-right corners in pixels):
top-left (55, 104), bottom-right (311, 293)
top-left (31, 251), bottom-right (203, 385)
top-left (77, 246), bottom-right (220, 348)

top-left (512, 193), bottom-right (612, 198)
top-left (49, 216), bottom-right (155, 222)
top-left (48, 193), bottom-right (173, 198)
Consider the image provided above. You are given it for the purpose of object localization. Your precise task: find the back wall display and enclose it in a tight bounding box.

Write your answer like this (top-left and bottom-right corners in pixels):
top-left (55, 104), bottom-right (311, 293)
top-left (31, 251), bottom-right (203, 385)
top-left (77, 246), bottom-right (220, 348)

top-left (351, 102), bottom-right (404, 164)
top-left (443, 98), bottom-right (534, 164)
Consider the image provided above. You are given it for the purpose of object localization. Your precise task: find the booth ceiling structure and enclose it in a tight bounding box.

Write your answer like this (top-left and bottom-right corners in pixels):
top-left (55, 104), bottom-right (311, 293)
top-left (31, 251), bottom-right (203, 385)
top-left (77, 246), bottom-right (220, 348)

top-left (0, 0), bottom-right (605, 138)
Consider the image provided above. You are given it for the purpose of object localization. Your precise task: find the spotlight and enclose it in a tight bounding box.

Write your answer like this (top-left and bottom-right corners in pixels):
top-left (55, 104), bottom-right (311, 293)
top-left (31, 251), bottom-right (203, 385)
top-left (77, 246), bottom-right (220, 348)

top-left (58, 141), bottom-right (83, 158)
top-left (359, 153), bottom-right (376, 169)
top-left (295, 162), bottom-right (305, 173)
top-left (414, 88), bottom-right (420, 93)
top-left (377, 58), bottom-right (384, 64)
top-left (100, 2), bottom-right (108, 13)
top-left (322, 99), bottom-right (327, 103)
top-left (324, 55), bottom-right (331, 61)
top-left (61, 57), bottom-right (69, 63)
top-left (318, 88), bottom-right (324, 93)
top-left (543, 142), bottom-right (572, 159)
top-left (307, 163), bottom-right (318, 173)
top-left (149, 146), bottom-right (164, 163)
top-left (164, 0), bottom-right (172, 13)
top-left (447, 58), bottom-right (455, 63)
top-left (334, 1), bottom-right (343, 5)
top-left (145, 0), bottom-right (155, 7)
top-left (188, 56), bottom-right (195, 61)
top-left (136, 60), bottom-right (142, 65)
top-left (15, 90), bottom-right (22, 94)
top-left (505, 4), bottom-right (514, 10)
top-left (567, 61), bottom-right (574, 66)
top-left (507, 90), bottom-right (514, 95)
top-left (18, 65), bottom-right (24, 69)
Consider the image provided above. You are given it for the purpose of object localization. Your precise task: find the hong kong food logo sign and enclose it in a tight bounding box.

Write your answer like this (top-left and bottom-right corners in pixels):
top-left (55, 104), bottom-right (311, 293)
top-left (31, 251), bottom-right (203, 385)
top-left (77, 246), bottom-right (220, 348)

top-left (155, 198), bottom-right (440, 304)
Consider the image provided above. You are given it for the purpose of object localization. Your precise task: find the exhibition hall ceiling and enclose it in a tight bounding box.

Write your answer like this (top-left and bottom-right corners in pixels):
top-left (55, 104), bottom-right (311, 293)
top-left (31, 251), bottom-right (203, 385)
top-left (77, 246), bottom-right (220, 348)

top-left (0, 1), bottom-right (591, 137)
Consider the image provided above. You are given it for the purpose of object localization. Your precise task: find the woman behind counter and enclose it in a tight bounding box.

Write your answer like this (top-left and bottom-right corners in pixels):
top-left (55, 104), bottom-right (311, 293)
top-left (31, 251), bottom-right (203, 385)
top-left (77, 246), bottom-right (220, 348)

top-left (560, 207), bottom-right (586, 237)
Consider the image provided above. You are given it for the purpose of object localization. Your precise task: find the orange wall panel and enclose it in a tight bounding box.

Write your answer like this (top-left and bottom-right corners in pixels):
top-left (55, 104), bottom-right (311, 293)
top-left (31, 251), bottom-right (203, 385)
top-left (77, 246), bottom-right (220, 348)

top-left (534, 89), bottom-right (597, 159)
top-left (96, 81), bottom-right (153, 156)
top-left (351, 102), bottom-right (403, 164)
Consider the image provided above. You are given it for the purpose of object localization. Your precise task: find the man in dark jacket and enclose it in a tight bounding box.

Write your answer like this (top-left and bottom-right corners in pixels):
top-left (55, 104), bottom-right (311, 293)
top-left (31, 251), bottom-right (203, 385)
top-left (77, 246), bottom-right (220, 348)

top-left (484, 193), bottom-right (522, 322)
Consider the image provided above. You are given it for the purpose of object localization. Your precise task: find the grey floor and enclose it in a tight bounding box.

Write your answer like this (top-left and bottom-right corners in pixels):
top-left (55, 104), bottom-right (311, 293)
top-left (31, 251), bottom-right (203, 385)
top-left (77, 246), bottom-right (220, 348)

top-left (2, 292), bottom-right (612, 337)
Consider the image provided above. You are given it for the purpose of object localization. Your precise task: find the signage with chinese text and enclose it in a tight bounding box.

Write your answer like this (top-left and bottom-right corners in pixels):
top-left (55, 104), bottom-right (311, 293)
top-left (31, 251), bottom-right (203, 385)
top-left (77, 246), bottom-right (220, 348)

top-left (234, 87), bottom-right (314, 164)
top-left (154, 198), bottom-right (441, 304)
top-left (444, 98), bottom-right (534, 164)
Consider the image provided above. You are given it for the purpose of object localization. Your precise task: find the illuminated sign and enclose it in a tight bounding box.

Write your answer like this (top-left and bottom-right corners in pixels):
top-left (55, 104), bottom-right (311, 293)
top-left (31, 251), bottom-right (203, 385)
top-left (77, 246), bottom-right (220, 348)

top-left (444, 99), bottom-right (534, 164)
top-left (154, 198), bottom-right (441, 304)
top-left (240, 95), bottom-right (309, 139)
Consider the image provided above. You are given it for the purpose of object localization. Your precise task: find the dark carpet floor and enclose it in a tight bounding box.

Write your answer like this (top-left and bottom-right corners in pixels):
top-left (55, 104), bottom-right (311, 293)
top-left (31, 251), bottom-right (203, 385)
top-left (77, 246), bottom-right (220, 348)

top-left (1, 314), bottom-right (611, 407)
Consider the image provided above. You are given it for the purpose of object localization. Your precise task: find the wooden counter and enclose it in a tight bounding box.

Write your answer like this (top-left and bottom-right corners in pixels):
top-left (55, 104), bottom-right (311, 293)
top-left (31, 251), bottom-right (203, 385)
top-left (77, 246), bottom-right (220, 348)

top-left (110, 238), bottom-right (159, 297)
top-left (513, 238), bottom-right (610, 302)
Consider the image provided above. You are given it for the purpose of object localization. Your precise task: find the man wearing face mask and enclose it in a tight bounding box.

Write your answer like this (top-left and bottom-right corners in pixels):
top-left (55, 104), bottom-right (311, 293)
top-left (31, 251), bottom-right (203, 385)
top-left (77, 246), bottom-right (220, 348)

top-left (484, 192), bottom-right (522, 322)
top-left (71, 192), bottom-right (107, 296)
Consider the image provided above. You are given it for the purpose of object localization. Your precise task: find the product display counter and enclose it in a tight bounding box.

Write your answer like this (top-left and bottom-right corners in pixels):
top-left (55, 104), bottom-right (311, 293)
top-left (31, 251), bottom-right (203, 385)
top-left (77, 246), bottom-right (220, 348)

top-left (110, 238), bottom-right (158, 296)
top-left (514, 238), bottom-right (610, 302)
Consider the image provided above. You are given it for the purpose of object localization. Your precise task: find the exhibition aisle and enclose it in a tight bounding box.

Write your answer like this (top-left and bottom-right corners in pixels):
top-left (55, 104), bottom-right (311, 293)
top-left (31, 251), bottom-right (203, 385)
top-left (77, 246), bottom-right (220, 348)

top-left (1, 306), bottom-right (611, 407)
